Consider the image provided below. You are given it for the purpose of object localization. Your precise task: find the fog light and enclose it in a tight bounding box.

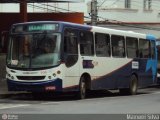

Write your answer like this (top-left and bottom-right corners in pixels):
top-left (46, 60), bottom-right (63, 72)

top-left (48, 76), bottom-right (52, 79)
top-left (11, 76), bottom-right (14, 80)
top-left (57, 70), bottom-right (61, 74)
top-left (8, 74), bottom-right (11, 77)
top-left (53, 73), bottom-right (56, 77)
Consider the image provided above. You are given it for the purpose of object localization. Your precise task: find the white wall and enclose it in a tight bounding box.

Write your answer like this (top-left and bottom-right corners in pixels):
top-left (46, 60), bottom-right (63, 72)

top-left (98, 0), bottom-right (160, 23)
top-left (0, 0), bottom-right (160, 23)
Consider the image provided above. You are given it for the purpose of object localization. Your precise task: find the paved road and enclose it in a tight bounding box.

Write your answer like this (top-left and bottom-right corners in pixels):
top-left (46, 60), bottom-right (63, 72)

top-left (0, 87), bottom-right (160, 115)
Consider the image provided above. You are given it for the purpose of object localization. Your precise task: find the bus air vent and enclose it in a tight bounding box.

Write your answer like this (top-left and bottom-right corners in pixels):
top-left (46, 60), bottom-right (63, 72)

top-left (17, 76), bottom-right (45, 80)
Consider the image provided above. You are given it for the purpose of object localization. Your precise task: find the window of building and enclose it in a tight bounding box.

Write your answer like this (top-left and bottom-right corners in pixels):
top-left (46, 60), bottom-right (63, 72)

top-left (126, 37), bottom-right (138, 58)
top-left (125, 0), bottom-right (131, 9)
top-left (95, 33), bottom-right (110, 57)
top-left (111, 35), bottom-right (125, 57)
top-left (144, 0), bottom-right (152, 10)
top-left (139, 39), bottom-right (150, 58)
top-left (80, 31), bottom-right (94, 56)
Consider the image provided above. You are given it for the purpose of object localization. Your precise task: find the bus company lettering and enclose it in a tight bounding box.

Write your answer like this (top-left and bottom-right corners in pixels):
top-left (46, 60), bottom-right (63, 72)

top-left (23, 71), bottom-right (38, 74)
top-left (41, 70), bottom-right (47, 74)
top-left (92, 61), bottom-right (98, 66)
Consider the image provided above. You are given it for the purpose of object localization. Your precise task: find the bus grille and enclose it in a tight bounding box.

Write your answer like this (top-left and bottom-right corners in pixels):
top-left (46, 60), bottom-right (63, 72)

top-left (17, 76), bottom-right (45, 80)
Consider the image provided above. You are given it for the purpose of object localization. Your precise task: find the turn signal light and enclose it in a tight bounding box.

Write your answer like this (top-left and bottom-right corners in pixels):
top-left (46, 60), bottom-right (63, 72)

top-left (57, 70), bottom-right (61, 74)
top-left (53, 73), bottom-right (56, 77)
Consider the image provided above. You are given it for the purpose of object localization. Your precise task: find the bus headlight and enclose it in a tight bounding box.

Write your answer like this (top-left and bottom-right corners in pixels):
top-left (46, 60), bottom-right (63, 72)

top-left (11, 76), bottom-right (14, 80)
top-left (57, 70), bottom-right (61, 74)
top-left (53, 73), bottom-right (56, 77)
top-left (8, 74), bottom-right (11, 78)
top-left (48, 76), bottom-right (52, 79)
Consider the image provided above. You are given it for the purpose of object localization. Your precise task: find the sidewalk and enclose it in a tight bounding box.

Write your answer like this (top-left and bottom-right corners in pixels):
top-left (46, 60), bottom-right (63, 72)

top-left (0, 79), bottom-right (24, 99)
top-left (0, 79), bottom-right (12, 98)
top-left (0, 54), bottom-right (12, 98)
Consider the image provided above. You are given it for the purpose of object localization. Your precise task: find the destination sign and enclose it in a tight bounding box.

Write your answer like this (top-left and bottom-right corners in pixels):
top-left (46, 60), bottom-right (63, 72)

top-left (12, 23), bottom-right (59, 33)
top-left (28, 24), bottom-right (58, 31)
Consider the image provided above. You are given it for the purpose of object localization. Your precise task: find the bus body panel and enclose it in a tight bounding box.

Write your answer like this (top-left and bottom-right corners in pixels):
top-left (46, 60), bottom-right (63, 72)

top-left (6, 21), bottom-right (157, 94)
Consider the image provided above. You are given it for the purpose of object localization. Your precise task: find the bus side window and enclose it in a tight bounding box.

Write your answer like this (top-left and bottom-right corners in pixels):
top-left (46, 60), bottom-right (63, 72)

top-left (111, 35), bottom-right (125, 58)
top-left (126, 37), bottom-right (138, 58)
top-left (79, 31), bottom-right (94, 56)
top-left (64, 29), bottom-right (78, 67)
top-left (139, 39), bottom-right (150, 58)
top-left (95, 33), bottom-right (110, 57)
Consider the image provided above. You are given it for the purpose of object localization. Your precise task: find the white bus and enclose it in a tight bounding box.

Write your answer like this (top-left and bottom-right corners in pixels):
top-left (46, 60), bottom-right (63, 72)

top-left (6, 21), bottom-right (157, 99)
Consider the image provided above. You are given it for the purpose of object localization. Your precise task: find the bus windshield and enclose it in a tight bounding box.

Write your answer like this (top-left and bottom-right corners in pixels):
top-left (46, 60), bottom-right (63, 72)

top-left (7, 33), bottom-right (61, 69)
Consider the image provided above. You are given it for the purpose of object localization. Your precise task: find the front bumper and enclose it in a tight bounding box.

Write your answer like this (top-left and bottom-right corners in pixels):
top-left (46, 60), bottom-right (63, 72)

top-left (7, 79), bottom-right (62, 92)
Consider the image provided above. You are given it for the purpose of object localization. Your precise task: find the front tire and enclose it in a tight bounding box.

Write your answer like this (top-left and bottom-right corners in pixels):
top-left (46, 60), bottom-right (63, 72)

top-left (77, 76), bottom-right (86, 99)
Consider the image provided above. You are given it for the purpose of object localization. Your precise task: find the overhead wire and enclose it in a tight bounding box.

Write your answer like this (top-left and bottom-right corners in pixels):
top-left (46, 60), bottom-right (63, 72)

top-left (2, 0), bottom-right (160, 31)
top-left (30, 1), bottom-right (160, 31)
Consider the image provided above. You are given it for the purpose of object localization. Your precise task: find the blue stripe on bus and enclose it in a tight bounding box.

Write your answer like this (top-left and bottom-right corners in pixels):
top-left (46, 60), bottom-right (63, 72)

top-left (146, 34), bottom-right (157, 41)
top-left (146, 34), bottom-right (157, 81)
top-left (61, 22), bottom-right (92, 31)
top-left (7, 78), bottom-right (62, 92)
top-left (146, 59), bottom-right (157, 81)
top-left (91, 59), bottom-right (156, 90)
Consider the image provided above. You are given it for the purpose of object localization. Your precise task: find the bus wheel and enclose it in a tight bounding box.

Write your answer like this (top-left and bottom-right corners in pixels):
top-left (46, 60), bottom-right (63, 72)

top-left (119, 75), bottom-right (138, 95)
top-left (77, 76), bottom-right (86, 99)
top-left (129, 75), bottom-right (138, 95)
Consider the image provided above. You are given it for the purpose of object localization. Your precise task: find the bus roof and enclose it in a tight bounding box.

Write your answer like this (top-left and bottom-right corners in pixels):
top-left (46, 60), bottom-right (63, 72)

top-left (12, 21), bottom-right (92, 32)
top-left (12, 21), bottom-right (157, 41)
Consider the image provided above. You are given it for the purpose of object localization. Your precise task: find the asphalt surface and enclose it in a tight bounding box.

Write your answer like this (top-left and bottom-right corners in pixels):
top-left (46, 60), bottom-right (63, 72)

top-left (0, 86), bottom-right (160, 114)
top-left (0, 86), bottom-right (160, 120)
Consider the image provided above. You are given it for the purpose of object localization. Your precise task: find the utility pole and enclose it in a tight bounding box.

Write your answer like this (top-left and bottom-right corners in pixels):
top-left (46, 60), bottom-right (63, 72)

top-left (20, 0), bottom-right (27, 22)
top-left (91, 0), bottom-right (98, 25)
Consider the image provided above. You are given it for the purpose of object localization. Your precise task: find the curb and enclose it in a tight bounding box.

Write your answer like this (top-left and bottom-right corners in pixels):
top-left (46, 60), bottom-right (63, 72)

top-left (0, 92), bottom-right (30, 99)
top-left (0, 93), bottom-right (13, 99)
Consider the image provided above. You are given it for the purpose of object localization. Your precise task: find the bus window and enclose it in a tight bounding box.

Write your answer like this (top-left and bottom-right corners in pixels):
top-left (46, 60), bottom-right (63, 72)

top-left (80, 31), bottom-right (94, 56)
top-left (150, 41), bottom-right (155, 59)
top-left (64, 29), bottom-right (78, 67)
top-left (111, 35), bottom-right (125, 58)
top-left (95, 33), bottom-right (110, 57)
top-left (126, 37), bottom-right (138, 58)
top-left (139, 39), bottom-right (149, 58)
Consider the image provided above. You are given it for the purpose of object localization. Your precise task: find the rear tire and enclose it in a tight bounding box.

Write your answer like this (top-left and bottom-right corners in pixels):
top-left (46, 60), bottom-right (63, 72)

top-left (129, 75), bottom-right (138, 95)
top-left (119, 75), bottom-right (138, 95)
